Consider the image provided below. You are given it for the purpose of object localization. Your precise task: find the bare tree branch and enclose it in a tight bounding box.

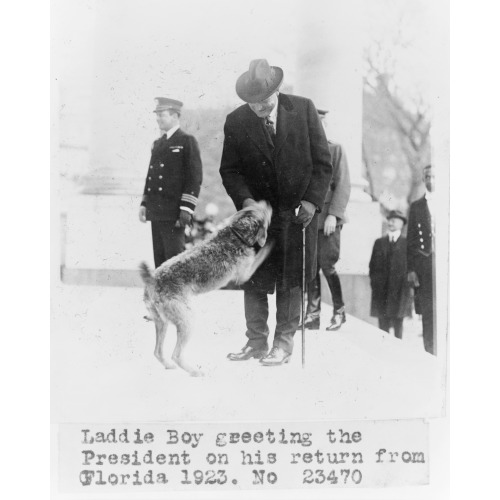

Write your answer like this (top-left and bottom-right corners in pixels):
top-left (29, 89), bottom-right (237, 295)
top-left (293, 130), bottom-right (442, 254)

top-left (362, 35), bottom-right (431, 201)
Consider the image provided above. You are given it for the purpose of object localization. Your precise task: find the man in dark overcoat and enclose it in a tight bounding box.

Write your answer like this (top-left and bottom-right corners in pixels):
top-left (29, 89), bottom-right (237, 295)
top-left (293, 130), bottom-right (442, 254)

top-left (139, 97), bottom-right (203, 268)
top-left (407, 164), bottom-right (436, 355)
top-left (300, 109), bottom-right (351, 331)
top-left (220, 59), bottom-right (332, 366)
top-left (369, 210), bottom-right (412, 339)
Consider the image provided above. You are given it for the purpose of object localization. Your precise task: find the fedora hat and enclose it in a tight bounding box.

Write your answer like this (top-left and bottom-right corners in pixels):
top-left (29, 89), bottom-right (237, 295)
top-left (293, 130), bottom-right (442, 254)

top-left (387, 209), bottom-right (407, 224)
top-left (235, 59), bottom-right (284, 103)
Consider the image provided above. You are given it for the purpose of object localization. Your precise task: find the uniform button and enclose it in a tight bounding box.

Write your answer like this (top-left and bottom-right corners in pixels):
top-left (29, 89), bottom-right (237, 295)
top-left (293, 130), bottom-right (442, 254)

top-left (159, 175), bottom-right (163, 179)
top-left (262, 161), bottom-right (266, 165)
top-left (149, 165), bottom-right (153, 169)
top-left (420, 238), bottom-right (424, 242)
top-left (160, 163), bottom-right (164, 167)
top-left (148, 188), bottom-right (151, 192)
top-left (419, 231), bottom-right (422, 234)
top-left (148, 177), bottom-right (151, 180)
top-left (158, 187), bottom-right (162, 191)
top-left (421, 245), bottom-right (425, 249)
top-left (418, 223), bottom-right (421, 227)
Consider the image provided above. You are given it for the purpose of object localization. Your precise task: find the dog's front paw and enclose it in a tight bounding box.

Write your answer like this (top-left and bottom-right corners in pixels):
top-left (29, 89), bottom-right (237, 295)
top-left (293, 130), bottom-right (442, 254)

top-left (163, 361), bottom-right (178, 370)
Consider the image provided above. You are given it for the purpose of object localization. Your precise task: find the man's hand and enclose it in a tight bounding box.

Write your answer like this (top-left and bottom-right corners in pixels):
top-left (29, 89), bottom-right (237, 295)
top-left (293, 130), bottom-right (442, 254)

top-left (138, 206), bottom-right (147, 223)
top-left (175, 209), bottom-right (193, 228)
top-left (407, 271), bottom-right (420, 288)
top-left (295, 200), bottom-right (316, 227)
top-left (323, 215), bottom-right (337, 236)
top-left (242, 198), bottom-right (256, 208)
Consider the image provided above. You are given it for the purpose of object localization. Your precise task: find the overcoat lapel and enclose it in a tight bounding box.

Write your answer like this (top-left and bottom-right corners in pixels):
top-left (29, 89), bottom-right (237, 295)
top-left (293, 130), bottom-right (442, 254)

top-left (241, 105), bottom-right (274, 163)
top-left (381, 236), bottom-right (389, 261)
top-left (274, 97), bottom-right (297, 163)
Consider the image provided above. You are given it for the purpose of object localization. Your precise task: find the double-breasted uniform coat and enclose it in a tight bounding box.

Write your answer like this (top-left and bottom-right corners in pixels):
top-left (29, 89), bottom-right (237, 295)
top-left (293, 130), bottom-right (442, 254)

top-left (141, 129), bottom-right (202, 266)
top-left (142, 129), bottom-right (202, 221)
top-left (219, 93), bottom-right (332, 293)
top-left (407, 194), bottom-right (435, 354)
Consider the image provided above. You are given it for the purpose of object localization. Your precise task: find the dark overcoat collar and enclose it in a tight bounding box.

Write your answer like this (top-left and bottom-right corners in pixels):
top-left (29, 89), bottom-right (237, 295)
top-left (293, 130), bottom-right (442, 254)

top-left (274, 93), bottom-right (297, 158)
top-left (241, 93), bottom-right (297, 165)
top-left (382, 233), bottom-right (404, 257)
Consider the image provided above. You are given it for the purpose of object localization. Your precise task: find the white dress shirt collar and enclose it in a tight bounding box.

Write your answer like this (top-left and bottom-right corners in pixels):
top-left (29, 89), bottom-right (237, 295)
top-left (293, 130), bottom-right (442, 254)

top-left (388, 230), bottom-right (401, 242)
top-left (164, 124), bottom-right (180, 140)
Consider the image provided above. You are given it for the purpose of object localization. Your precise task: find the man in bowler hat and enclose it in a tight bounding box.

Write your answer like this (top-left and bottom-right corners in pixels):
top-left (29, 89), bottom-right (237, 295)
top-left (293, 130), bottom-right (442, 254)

top-left (139, 97), bottom-right (203, 268)
top-left (369, 210), bottom-right (413, 339)
top-left (407, 164), bottom-right (436, 355)
top-left (220, 59), bottom-right (332, 366)
top-left (299, 109), bottom-right (351, 331)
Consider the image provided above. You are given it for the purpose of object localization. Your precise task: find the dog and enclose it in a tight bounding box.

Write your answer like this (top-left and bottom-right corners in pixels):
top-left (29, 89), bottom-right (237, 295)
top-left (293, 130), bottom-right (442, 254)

top-left (139, 200), bottom-right (273, 376)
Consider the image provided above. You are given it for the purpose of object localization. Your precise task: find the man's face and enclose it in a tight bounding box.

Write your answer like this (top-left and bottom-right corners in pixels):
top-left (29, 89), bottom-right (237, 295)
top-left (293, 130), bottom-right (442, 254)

top-left (156, 110), bottom-right (177, 132)
top-left (387, 217), bottom-right (404, 232)
top-left (248, 92), bottom-right (278, 118)
top-left (423, 167), bottom-right (435, 192)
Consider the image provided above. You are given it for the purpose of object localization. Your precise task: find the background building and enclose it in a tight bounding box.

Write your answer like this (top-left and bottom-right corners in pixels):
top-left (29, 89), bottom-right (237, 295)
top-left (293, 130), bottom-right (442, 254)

top-left (53, 0), bottom-right (446, 324)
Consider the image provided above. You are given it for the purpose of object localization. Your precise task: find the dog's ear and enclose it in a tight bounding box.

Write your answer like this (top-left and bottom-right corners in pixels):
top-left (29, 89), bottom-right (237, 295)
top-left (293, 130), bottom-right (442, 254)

top-left (256, 224), bottom-right (267, 247)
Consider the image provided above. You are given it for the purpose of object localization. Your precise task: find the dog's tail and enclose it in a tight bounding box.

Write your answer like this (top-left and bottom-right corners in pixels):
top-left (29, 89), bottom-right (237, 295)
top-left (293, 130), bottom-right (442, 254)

top-left (139, 261), bottom-right (155, 285)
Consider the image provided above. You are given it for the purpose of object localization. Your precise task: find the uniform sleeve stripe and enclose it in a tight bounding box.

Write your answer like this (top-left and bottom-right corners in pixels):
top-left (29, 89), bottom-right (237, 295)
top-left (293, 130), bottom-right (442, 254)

top-left (181, 194), bottom-right (198, 205)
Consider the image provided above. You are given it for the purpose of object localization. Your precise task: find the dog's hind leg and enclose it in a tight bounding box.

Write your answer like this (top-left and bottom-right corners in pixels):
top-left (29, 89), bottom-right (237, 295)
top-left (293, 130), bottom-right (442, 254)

top-left (153, 317), bottom-right (177, 370)
top-left (170, 300), bottom-right (204, 377)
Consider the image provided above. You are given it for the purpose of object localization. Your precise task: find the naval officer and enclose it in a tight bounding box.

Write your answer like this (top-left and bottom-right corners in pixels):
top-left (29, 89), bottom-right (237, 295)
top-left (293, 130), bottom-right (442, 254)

top-left (407, 164), bottom-right (435, 355)
top-left (139, 97), bottom-right (203, 267)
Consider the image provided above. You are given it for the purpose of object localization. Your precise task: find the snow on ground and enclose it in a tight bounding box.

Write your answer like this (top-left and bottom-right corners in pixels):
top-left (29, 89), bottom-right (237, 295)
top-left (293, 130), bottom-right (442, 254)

top-left (52, 284), bottom-right (445, 423)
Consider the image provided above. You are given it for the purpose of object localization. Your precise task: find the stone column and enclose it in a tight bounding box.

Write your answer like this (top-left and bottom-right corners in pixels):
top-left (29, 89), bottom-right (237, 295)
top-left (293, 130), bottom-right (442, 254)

top-left (63, 0), bottom-right (156, 282)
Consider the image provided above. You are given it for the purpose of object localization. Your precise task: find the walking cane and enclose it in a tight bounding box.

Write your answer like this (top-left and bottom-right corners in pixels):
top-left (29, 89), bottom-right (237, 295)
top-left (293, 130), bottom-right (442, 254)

top-left (295, 204), bottom-right (306, 369)
top-left (302, 225), bottom-right (306, 369)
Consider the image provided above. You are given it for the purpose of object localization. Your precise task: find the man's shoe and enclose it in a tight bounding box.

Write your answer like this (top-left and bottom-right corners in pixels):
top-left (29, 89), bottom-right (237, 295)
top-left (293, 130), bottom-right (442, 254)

top-left (227, 345), bottom-right (268, 361)
top-left (259, 347), bottom-right (291, 366)
top-left (326, 307), bottom-right (346, 331)
top-left (296, 317), bottom-right (320, 330)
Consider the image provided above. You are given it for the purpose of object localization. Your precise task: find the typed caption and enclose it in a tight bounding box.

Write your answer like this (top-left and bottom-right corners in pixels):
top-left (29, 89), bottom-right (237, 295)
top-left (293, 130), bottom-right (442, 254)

top-left (58, 420), bottom-right (428, 491)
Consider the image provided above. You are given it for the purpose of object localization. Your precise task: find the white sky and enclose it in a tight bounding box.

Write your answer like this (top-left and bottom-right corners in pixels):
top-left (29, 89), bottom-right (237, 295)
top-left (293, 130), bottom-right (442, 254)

top-left (53, 0), bottom-right (440, 109)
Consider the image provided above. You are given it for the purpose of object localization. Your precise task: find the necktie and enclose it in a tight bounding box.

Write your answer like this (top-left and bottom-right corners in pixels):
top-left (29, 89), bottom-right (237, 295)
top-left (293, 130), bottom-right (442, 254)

top-left (265, 117), bottom-right (276, 144)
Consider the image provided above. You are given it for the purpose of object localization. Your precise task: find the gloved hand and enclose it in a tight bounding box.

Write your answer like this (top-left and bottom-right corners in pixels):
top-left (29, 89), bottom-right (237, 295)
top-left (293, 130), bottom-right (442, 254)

top-left (138, 206), bottom-right (147, 223)
top-left (323, 215), bottom-right (337, 235)
top-left (407, 271), bottom-right (420, 288)
top-left (176, 210), bottom-right (193, 228)
top-left (294, 200), bottom-right (316, 227)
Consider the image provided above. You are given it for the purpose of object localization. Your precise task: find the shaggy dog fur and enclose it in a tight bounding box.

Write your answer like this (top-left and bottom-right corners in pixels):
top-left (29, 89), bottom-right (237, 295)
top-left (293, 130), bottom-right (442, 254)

top-left (139, 200), bottom-right (273, 376)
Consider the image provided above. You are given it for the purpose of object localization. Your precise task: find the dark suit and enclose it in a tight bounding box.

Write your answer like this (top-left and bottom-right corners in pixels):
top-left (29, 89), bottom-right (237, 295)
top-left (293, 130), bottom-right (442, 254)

top-left (407, 195), bottom-right (435, 354)
top-left (369, 235), bottom-right (412, 339)
top-left (220, 93), bottom-right (332, 353)
top-left (305, 141), bottom-right (351, 318)
top-left (141, 129), bottom-right (202, 267)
